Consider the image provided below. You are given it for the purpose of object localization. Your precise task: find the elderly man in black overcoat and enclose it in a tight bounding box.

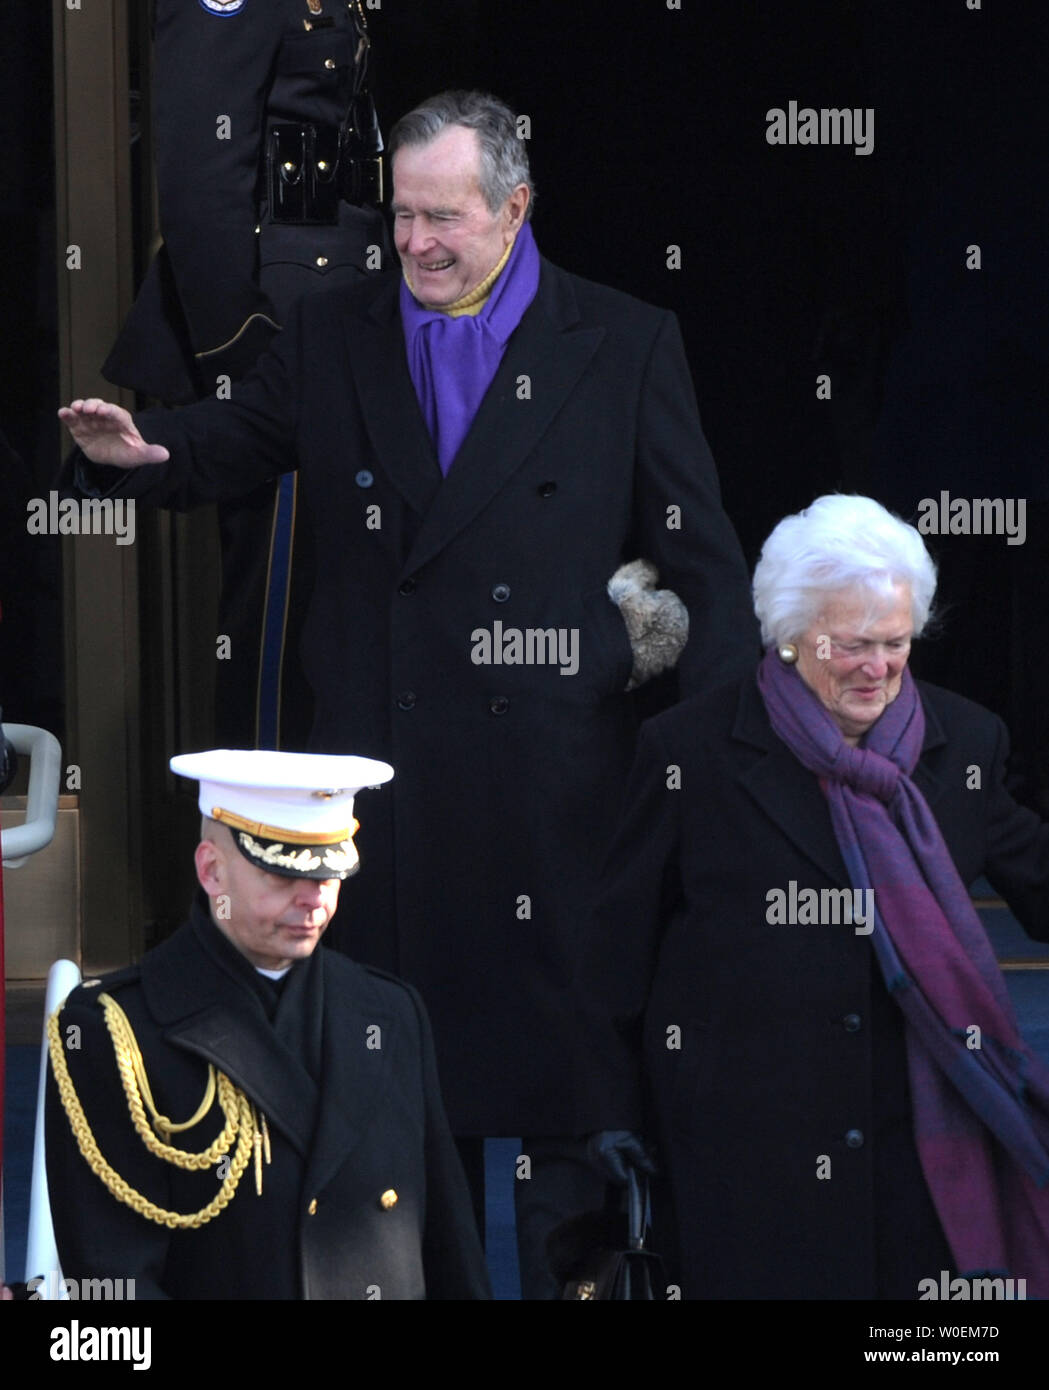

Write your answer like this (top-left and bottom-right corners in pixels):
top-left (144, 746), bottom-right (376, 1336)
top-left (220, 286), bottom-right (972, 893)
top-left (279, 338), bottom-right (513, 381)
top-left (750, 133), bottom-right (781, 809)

top-left (44, 750), bottom-right (490, 1300)
top-left (58, 90), bottom-right (758, 1295)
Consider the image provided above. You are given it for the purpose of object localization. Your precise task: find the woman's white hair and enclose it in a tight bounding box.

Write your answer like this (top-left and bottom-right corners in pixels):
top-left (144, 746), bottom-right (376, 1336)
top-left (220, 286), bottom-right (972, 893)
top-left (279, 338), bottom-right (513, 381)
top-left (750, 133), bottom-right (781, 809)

top-left (752, 494), bottom-right (937, 647)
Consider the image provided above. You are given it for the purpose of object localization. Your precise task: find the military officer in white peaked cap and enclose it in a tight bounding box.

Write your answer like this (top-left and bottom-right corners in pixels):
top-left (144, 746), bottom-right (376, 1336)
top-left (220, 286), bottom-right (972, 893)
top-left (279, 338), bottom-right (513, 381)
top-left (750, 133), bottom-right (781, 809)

top-left (44, 750), bottom-right (491, 1300)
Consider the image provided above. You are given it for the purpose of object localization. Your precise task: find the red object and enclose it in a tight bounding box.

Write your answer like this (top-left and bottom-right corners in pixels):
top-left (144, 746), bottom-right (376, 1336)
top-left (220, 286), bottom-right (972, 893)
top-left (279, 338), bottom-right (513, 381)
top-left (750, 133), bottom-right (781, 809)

top-left (0, 849), bottom-right (6, 1200)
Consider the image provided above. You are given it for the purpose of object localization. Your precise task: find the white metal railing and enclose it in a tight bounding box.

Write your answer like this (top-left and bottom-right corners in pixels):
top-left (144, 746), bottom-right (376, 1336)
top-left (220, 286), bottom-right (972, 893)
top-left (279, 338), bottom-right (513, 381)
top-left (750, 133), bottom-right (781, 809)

top-left (23, 959), bottom-right (82, 1299)
top-left (1, 724), bottom-right (62, 867)
top-left (2, 721), bottom-right (64, 1292)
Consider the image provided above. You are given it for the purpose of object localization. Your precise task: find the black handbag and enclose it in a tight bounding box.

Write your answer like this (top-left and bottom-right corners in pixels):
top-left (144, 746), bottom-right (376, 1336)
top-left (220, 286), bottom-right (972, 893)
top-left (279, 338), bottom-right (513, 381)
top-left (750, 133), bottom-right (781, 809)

top-left (560, 1169), bottom-right (668, 1301)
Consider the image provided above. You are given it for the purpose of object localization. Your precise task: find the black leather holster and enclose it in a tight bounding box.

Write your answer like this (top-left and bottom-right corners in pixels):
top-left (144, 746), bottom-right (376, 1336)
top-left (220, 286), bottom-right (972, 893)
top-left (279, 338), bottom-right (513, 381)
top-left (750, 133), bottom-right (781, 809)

top-left (266, 116), bottom-right (382, 223)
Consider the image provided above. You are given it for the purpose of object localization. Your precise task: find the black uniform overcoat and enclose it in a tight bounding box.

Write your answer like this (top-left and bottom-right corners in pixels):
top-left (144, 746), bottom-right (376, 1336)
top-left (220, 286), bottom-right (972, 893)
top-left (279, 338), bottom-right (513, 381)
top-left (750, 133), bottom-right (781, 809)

top-left (575, 675), bottom-right (1049, 1299)
top-left (101, 0), bottom-right (392, 749)
top-left (105, 0), bottom-right (387, 401)
top-left (66, 259), bottom-right (759, 1133)
top-left (44, 898), bottom-right (490, 1300)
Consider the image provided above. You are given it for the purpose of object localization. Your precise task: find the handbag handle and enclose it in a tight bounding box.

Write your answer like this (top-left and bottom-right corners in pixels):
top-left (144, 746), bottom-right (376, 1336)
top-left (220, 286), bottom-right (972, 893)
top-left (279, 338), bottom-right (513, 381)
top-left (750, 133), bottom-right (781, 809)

top-left (627, 1167), bottom-right (651, 1251)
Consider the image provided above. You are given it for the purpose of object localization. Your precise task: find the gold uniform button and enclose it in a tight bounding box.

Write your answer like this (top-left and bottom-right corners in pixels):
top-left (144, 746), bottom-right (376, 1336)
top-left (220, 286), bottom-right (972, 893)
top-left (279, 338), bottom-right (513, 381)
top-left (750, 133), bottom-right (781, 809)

top-left (324, 57), bottom-right (336, 69)
top-left (316, 256), bottom-right (329, 267)
top-left (380, 1189), bottom-right (398, 1210)
top-left (307, 1198), bottom-right (318, 1215)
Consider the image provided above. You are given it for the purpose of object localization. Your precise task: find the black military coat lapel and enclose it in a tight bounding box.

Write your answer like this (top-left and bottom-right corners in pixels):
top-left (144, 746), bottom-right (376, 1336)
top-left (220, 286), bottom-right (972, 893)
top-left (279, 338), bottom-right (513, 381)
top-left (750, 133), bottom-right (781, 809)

top-left (140, 919), bottom-right (317, 1158)
top-left (302, 958), bottom-right (397, 1200)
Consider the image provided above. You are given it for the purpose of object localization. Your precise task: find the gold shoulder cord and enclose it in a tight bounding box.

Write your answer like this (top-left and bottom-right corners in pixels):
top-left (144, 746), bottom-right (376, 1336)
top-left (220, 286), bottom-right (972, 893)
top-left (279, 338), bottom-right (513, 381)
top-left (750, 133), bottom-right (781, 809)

top-left (48, 993), bottom-right (271, 1229)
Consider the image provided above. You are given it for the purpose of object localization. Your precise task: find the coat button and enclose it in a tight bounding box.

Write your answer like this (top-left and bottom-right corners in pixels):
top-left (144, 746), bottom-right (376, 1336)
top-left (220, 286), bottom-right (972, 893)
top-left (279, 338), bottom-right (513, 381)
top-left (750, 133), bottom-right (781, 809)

top-left (397, 691), bottom-right (416, 711)
top-left (354, 469), bottom-right (374, 488)
top-left (398, 577), bottom-right (417, 596)
top-left (489, 696), bottom-right (510, 715)
top-left (316, 256), bottom-right (329, 267)
top-left (324, 57), bottom-right (336, 69)
top-left (491, 583), bottom-right (511, 603)
top-left (379, 1189), bottom-right (398, 1210)
top-left (537, 481), bottom-right (557, 497)
top-left (844, 1129), bottom-right (864, 1149)
top-left (307, 1198), bottom-right (318, 1215)
top-left (842, 1013), bottom-right (862, 1033)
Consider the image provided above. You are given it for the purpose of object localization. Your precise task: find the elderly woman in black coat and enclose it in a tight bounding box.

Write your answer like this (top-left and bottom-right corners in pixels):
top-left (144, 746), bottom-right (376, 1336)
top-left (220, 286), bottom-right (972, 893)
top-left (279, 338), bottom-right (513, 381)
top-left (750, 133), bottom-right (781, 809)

top-left (578, 494), bottom-right (1049, 1300)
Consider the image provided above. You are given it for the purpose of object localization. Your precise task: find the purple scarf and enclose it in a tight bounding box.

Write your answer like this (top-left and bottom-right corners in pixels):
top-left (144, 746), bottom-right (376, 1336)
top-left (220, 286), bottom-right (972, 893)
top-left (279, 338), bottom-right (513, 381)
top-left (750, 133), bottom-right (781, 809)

top-left (757, 648), bottom-right (1049, 1294)
top-left (399, 221), bottom-right (541, 474)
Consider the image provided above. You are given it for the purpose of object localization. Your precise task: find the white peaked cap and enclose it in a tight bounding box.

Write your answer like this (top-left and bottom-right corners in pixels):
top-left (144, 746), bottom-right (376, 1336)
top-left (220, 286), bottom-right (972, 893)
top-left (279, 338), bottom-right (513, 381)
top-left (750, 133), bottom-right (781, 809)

top-left (169, 749), bottom-right (394, 879)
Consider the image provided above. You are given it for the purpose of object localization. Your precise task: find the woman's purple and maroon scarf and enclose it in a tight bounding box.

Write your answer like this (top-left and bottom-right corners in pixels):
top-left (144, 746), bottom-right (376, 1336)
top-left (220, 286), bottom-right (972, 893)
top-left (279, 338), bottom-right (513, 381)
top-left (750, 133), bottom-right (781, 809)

top-left (758, 647), bottom-right (1049, 1294)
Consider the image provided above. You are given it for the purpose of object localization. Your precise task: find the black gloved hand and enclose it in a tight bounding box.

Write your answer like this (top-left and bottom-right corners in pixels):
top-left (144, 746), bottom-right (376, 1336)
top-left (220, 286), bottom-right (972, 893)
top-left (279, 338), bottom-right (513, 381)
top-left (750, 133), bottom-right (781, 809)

top-left (586, 1130), bottom-right (657, 1186)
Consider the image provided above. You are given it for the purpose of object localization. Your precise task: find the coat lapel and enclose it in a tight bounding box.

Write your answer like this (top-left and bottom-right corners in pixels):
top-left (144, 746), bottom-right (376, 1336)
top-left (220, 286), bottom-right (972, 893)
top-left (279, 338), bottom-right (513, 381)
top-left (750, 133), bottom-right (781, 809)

top-left (141, 921), bottom-right (318, 1158)
top-left (163, 1008), bottom-right (318, 1159)
top-left (343, 275), bottom-right (443, 520)
top-left (302, 954), bottom-right (395, 1198)
top-left (912, 686), bottom-right (948, 812)
top-left (399, 263), bottom-right (604, 577)
top-left (732, 675), bottom-right (952, 886)
top-left (733, 678), bottom-right (851, 886)
top-left (346, 261), bottom-right (604, 577)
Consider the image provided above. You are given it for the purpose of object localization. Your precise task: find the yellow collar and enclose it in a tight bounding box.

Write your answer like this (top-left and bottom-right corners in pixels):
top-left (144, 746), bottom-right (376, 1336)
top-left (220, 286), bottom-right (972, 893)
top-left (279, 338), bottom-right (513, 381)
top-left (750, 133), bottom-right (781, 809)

top-left (405, 237), bottom-right (515, 318)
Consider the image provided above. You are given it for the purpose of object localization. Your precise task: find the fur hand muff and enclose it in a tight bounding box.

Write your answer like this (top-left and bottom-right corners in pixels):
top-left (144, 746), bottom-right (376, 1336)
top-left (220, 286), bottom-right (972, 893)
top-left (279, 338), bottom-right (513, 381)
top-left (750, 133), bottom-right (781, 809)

top-left (607, 559), bottom-right (689, 691)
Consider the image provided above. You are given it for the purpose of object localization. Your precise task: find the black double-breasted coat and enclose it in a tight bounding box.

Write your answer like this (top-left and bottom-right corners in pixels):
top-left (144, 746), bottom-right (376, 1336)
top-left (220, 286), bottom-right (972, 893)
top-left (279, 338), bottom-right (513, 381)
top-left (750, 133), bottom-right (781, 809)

top-left (45, 897), bottom-right (490, 1299)
top-left (575, 675), bottom-right (1049, 1299)
top-left (67, 258), bottom-right (758, 1134)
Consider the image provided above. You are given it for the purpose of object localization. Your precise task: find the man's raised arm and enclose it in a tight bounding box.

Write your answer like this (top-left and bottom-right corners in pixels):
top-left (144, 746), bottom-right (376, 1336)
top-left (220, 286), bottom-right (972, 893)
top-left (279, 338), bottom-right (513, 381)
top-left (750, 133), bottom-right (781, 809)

top-left (55, 297), bottom-right (303, 510)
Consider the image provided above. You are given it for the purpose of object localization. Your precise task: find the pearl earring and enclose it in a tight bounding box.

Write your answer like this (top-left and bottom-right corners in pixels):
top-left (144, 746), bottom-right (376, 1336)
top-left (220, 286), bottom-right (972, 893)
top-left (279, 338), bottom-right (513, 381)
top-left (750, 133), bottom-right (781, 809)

top-left (777, 643), bottom-right (798, 664)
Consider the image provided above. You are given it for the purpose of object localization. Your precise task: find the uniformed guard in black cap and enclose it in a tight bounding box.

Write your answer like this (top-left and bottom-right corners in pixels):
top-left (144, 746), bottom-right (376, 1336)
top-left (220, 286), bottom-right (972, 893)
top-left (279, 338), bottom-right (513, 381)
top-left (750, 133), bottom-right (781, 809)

top-left (104, 2), bottom-right (389, 751)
